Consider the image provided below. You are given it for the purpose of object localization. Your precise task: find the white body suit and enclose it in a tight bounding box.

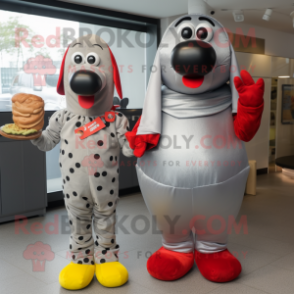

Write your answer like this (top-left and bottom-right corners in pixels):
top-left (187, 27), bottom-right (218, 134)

top-left (134, 14), bottom-right (250, 254)
top-left (137, 87), bottom-right (249, 253)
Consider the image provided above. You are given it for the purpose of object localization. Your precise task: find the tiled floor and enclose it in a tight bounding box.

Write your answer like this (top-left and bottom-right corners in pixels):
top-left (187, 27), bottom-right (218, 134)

top-left (0, 172), bottom-right (294, 294)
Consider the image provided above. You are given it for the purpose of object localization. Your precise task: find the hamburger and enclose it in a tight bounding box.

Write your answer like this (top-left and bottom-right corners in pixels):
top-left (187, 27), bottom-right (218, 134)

top-left (1, 93), bottom-right (44, 137)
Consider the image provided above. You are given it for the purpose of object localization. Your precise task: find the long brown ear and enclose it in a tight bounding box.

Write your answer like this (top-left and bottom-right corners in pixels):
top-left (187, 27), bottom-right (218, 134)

top-left (57, 46), bottom-right (69, 95)
top-left (108, 47), bottom-right (123, 99)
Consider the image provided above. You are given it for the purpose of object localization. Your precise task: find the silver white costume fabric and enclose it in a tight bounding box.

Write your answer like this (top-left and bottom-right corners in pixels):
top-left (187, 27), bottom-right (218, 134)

top-left (137, 88), bottom-right (249, 253)
top-left (162, 84), bottom-right (232, 119)
top-left (136, 14), bottom-right (250, 254)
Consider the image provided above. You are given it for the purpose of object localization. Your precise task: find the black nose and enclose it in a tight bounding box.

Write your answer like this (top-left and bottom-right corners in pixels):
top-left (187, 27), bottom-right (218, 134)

top-left (171, 40), bottom-right (216, 77)
top-left (70, 71), bottom-right (102, 95)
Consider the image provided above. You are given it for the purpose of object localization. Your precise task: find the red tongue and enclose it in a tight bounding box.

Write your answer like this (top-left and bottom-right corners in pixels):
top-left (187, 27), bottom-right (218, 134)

top-left (78, 95), bottom-right (95, 109)
top-left (182, 76), bottom-right (204, 88)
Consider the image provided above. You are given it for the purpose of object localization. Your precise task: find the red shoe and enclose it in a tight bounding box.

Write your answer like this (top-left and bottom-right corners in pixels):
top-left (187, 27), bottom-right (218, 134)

top-left (147, 247), bottom-right (194, 281)
top-left (195, 249), bottom-right (242, 283)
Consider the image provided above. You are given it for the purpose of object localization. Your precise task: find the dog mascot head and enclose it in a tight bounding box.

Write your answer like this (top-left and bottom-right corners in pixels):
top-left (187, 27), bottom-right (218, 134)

top-left (57, 34), bottom-right (122, 116)
top-left (137, 14), bottom-right (240, 135)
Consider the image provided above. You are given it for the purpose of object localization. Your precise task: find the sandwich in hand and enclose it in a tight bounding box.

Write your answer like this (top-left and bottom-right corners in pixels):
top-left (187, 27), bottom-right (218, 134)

top-left (1, 93), bottom-right (44, 138)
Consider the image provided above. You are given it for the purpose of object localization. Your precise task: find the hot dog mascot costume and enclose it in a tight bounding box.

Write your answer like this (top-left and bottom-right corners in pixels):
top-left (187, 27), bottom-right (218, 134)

top-left (32, 35), bottom-right (133, 290)
top-left (126, 5), bottom-right (264, 283)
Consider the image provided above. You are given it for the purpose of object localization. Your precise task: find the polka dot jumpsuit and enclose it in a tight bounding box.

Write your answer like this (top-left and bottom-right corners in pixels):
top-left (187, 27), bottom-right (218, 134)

top-left (32, 109), bottom-right (133, 265)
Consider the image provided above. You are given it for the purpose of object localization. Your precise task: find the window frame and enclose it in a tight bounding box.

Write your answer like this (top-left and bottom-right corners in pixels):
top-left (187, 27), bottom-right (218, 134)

top-left (0, 0), bottom-right (160, 89)
top-left (0, 0), bottom-right (160, 33)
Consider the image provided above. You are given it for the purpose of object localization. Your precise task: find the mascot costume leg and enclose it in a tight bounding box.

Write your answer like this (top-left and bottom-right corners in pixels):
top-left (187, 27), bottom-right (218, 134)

top-left (126, 0), bottom-right (264, 283)
top-left (32, 35), bottom-right (133, 290)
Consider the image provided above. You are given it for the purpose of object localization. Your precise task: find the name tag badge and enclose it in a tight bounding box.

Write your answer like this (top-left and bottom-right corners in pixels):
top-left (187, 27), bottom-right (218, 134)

top-left (75, 117), bottom-right (106, 140)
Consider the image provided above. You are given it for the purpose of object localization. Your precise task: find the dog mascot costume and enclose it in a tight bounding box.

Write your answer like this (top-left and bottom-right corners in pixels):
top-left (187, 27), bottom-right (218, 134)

top-left (126, 5), bottom-right (264, 283)
top-left (32, 35), bottom-right (133, 290)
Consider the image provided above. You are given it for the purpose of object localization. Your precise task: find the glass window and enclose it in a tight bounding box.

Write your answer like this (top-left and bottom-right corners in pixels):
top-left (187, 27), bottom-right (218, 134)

top-left (0, 10), bottom-right (149, 112)
top-left (0, 9), bottom-right (153, 194)
top-left (46, 74), bottom-right (59, 88)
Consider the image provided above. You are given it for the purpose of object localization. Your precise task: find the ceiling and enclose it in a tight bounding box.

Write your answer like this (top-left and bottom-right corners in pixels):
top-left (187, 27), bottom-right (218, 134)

top-left (60, 0), bottom-right (294, 34)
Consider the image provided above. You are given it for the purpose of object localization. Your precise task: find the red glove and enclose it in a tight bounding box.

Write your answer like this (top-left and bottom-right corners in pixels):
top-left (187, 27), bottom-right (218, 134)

top-left (233, 70), bottom-right (264, 142)
top-left (125, 116), bottom-right (160, 158)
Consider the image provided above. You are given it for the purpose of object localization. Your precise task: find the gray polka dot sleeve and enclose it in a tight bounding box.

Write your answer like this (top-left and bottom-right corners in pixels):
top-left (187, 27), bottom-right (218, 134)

top-left (31, 109), bottom-right (65, 152)
top-left (115, 112), bottom-right (134, 158)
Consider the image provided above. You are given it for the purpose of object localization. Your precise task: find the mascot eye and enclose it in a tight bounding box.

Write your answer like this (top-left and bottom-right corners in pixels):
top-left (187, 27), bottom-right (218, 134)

top-left (196, 27), bottom-right (208, 40)
top-left (74, 55), bottom-right (82, 64)
top-left (72, 52), bottom-right (84, 65)
top-left (178, 23), bottom-right (194, 41)
top-left (86, 52), bottom-right (100, 66)
top-left (195, 23), bottom-right (214, 42)
top-left (181, 27), bottom-right (193, 39)
top-left (87, 55), bottom-right (96, 64)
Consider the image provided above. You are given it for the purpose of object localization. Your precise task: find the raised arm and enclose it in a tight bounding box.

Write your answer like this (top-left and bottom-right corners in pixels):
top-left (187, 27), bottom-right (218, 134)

top-left (31, 110), bottom-right (65, 151)
top-left (233, 70), bottom-right (264, 142)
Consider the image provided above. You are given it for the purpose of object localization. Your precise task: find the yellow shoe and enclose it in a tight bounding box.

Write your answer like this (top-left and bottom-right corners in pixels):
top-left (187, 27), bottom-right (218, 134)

top-left (96, 261), bottom-right (128, 287)
top-left (59, 262), bottom-right (95, 290)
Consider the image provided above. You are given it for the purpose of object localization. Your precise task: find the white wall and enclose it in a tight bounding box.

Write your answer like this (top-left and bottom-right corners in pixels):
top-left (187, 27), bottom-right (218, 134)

top-left (214, 19), bottom-right (294, 59)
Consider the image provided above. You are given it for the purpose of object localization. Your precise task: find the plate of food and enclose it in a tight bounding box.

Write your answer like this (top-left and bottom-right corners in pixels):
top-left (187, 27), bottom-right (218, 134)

top-left (0, 93), bottom-right (44, 140)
